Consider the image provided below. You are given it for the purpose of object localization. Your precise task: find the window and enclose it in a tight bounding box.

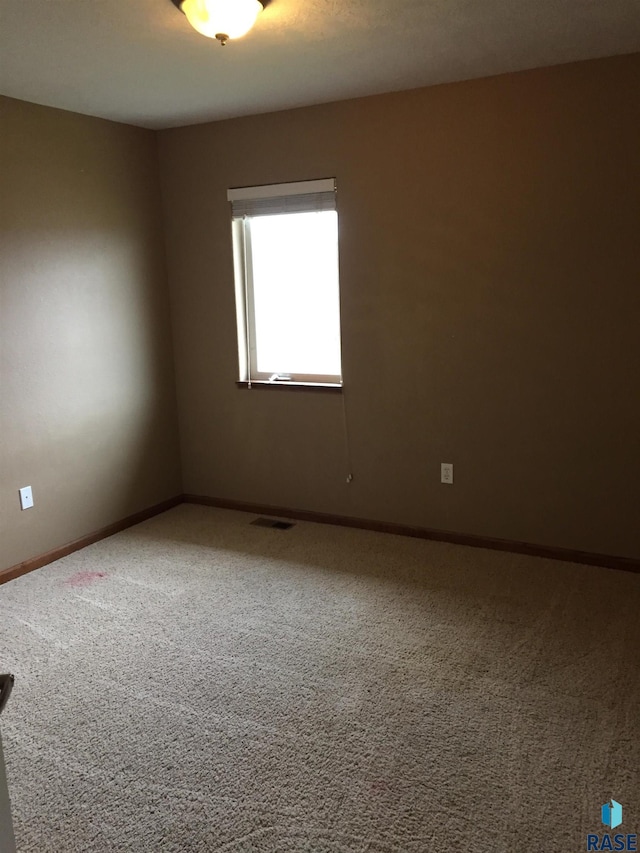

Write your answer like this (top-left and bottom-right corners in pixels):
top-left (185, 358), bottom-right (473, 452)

top-left (228, 179), bottom-right (342, 387)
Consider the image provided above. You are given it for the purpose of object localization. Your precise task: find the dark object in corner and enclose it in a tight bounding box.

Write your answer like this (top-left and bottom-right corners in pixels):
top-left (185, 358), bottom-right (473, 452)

top-left (0, 675), bottom-right (14, 716)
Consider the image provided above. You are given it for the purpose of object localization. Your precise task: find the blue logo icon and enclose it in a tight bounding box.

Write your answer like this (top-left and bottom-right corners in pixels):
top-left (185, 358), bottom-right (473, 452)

top-left (602, 800), bottom-right (623, 830)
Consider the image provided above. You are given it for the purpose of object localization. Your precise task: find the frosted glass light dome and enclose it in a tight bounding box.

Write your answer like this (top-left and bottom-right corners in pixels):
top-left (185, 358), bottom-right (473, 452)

top-left (181, 0), bottom-right (263, 41)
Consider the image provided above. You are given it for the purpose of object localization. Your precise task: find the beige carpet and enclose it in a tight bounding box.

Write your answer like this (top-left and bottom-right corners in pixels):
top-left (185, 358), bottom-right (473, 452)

top-left (0, 504), bottom-right (639, 852)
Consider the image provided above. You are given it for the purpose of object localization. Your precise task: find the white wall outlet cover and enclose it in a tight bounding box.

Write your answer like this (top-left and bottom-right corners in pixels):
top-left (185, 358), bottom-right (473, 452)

top-left (18, 486), bottom-right (34, 510)
top-left (441, 463), bottom-right (454, 484)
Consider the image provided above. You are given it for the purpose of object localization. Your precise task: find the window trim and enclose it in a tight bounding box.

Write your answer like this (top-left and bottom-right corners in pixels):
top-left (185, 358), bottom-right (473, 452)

top-left (235, 380), bottom-right (343, 393)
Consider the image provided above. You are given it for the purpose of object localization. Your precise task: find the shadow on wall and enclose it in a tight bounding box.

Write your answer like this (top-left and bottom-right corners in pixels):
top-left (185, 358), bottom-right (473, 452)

top-left (0, 96), bottom-right (181, 572)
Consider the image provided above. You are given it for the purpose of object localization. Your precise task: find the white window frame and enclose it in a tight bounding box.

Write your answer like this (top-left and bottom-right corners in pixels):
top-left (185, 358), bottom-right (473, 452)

top-left (228, 179), bottom-right (342, 388)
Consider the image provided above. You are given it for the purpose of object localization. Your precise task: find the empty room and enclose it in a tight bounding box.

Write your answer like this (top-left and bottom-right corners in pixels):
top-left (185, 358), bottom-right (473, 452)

top-left (1, 1), bottom-right (639, 851)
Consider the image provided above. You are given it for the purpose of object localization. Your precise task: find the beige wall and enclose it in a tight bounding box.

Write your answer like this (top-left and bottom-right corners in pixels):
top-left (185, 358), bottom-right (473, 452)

top-left (158, 53), bottom-right (640, 560)
top-left (0, 97), bottom-right (181, 571)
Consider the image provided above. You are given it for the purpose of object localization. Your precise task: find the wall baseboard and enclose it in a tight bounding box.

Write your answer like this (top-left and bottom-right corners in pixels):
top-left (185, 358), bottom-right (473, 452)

top-left (184, 494), bottom-right (640, 574)
top-left (3, 492), bottom-right (637, 584)
top-left (0, 496), bottom-right (183, 586)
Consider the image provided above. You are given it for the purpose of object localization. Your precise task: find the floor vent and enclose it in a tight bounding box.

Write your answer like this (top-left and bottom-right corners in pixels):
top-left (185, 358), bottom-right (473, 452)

top-left (251, 517), bottom-right (295, 530)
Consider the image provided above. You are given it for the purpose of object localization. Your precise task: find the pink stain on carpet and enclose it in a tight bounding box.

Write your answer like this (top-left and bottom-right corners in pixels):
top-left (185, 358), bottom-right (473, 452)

top-left (64, 571), bottom-right (107, 588)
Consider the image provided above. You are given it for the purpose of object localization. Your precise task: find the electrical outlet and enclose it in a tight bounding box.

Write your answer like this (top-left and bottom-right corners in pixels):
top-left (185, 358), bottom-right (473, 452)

top-left (440, 463), bottom-right (454, 485)
top-left (19, 486), bottom-right (34, 510)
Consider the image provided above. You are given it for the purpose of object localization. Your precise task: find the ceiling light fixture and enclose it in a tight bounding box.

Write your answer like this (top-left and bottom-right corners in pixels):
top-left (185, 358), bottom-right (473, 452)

top-left (171, 0), bottom-right (271, 46)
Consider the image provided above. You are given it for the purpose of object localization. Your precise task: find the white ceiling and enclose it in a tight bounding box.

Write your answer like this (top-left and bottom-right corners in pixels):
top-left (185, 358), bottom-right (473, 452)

top-left (1, 0), bottom-right (639, 129)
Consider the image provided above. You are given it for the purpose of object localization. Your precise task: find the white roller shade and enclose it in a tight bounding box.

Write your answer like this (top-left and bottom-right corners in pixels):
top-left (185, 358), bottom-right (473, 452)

top-left (228, 178), bottom-right (336, 219)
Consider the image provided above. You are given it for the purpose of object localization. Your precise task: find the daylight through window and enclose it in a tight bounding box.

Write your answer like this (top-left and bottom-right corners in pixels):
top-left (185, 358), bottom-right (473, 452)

top-left (228, 179), bottom-right (342, 386)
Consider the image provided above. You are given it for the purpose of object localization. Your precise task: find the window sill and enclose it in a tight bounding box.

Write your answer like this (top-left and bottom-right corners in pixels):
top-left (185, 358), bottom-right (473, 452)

top-left (236, 380), bottom-right (342, 393)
